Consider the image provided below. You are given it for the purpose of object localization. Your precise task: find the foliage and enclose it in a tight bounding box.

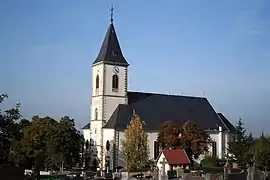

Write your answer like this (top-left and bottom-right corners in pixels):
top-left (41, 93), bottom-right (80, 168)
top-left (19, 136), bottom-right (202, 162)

top-left (228, 119), bottom-right (253, 168)
top-left (157, 121), bottom-right (180, 149)
top-left (200, 156), bottom-right (218, 167)
top-left (167, 170), bottom-right (177, 178)
top-left (0, 94), bottom-right (22, 165)
top-left (84, 140), bottom-right (90, 169)
top-left (121, 110), bottom-right (149, 171)
top-left (19, 116), bottom-right (84, 170)
top-left (180, 122), bottom-right (211, 159)
top-left (157, 121), bottom-right (210, 164)
top-left (0, 94), bottom-right (84, 170)
top-left (247, 137), bottom-right (270, 170)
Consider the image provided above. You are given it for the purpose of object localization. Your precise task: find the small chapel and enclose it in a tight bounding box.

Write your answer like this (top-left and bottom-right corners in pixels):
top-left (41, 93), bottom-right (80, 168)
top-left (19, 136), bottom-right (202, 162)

top-left (82, 10), bottom-right (236, 170)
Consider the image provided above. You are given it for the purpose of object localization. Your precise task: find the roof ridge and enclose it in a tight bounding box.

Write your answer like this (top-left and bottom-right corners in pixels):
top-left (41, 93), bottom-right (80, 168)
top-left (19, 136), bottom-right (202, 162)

top-left (128, 91), bottom-right (206, 99)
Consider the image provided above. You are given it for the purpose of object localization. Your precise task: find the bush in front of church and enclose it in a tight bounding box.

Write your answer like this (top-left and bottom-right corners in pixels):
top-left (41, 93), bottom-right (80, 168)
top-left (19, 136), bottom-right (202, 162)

top-left (200, 156), bottom-right (219, 167)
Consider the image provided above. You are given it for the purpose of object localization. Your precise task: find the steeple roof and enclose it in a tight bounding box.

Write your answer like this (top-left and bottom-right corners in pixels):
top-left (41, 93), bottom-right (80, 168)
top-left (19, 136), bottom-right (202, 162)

top-left (93, 23), bottom-right (129, 66)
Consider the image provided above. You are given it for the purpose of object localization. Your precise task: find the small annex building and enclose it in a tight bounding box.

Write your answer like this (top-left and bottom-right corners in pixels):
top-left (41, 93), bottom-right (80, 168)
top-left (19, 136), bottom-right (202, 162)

top-left (156, 149), bottom-right (190, 174)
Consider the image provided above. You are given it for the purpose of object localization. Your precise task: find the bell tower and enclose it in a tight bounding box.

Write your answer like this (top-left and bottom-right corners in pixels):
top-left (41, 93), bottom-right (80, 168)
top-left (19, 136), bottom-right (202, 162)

top-left (90, 7), bottom-right (129, 169)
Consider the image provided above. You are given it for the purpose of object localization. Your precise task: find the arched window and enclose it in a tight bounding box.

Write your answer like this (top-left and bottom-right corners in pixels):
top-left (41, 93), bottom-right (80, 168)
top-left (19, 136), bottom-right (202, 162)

top-left (112, 74), bottom-right (119, 91)
top-left (96, 75), bottom-right (99, 89)
top-left (154, 141), bottom-right (159, 159)
top-left (95, 108), bottom-right (98, 120)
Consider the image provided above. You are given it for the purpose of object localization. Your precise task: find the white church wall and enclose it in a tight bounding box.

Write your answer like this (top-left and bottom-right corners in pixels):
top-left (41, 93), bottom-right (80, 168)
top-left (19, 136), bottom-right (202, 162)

top-left (209, 132), bottom-right (219, 155)
top-left (90, 122), bottom-right (103, 145)
top-left (224, 132), bottom-right (230, 155)
top-left (118, 131), bottom-right (126, 168)
top-left (83, 129), bottom-right (91, 142)
top-left (104, 65), bottom-right (127, 96)
top-left (92, 64), bottom-right (105, 97)
top-left (89, 121), bottom-right (103, 161)
top-left (103, 96), bottom-right (127, 121)
top-left (90, 96), bottom-right (103, 147)
top-left (118, 131), bottom-right (158, 160)
top-left (208, 129), bottom-right (230, 159)
top-left (117, 128), bottom-right (230, 168)
top-left (91, 96), bottom-right (103, 120)
top-left (147, 132), bottom-right (159, 160)
top-left (103, 128), bottom-right (115, 170)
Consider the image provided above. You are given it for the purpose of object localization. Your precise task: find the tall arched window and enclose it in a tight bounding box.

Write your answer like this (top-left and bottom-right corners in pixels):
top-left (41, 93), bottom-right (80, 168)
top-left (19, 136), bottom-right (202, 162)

top-left (154, 141), bottom-right (159, 159)
top-left (95, 108), bottom-right (98, 120)
top-left (112, 74), bottom-right (119, 91)
top-left (95, 75), bottom-right (99, 89)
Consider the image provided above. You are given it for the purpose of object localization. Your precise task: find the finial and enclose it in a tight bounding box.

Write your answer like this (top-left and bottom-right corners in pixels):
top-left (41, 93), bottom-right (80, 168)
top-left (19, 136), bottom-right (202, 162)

top-left (109, 5), bottom-right (114, 23)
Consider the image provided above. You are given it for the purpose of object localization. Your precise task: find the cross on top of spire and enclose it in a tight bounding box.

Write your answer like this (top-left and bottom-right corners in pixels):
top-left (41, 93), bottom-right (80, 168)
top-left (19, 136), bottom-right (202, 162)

top-left (109, 5), bottom-right (114, 23)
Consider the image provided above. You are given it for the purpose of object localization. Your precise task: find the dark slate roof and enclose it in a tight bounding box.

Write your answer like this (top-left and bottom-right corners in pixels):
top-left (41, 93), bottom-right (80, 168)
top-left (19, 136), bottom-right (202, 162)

top-left (217, 113), bottom-right (237, 133)
top-left (127, 91), bottom-right (154, 104)
top-left (93, 23), bottom-right (129, 67)
top-left (82, 123), bottom-right (90, 129)
top-left (103, 91), bottom-right (230, 131)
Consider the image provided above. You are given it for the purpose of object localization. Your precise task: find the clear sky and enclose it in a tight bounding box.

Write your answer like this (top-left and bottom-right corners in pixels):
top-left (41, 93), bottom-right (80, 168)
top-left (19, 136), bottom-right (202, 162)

top-left (1, 0), bottom-right (269, 136)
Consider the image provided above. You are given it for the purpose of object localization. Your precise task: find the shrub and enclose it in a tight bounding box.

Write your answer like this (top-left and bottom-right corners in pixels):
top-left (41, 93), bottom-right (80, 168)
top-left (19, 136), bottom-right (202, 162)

top-left (167, 170), bottom-right (177, 178)
top-left (200, 156), bottom-right (218, 167)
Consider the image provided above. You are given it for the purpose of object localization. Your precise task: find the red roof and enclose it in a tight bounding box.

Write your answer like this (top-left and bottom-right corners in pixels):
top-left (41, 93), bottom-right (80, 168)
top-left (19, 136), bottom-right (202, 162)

top-left (161, 149), bottom-right (190, 165)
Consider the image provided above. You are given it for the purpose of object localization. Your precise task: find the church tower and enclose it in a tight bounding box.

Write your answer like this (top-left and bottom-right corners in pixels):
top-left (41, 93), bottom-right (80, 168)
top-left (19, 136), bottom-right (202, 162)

top-left (90, 10), bottom-right (129, 169)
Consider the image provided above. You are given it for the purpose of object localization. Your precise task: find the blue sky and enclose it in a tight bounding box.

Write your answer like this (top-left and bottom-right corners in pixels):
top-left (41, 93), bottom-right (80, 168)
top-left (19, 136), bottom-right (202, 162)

top-left (0, 0), bottom-right (269, 136)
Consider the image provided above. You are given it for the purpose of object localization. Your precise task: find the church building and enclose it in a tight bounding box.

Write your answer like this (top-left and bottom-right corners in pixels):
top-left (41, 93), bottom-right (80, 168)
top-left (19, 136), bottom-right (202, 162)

top-left (82, 13), bottom-right (236, 170)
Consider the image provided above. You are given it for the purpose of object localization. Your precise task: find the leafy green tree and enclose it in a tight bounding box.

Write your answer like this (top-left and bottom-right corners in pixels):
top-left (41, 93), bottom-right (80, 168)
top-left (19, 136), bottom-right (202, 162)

top-left (19, 116), bottom-right (84, 170)
top-left (0, 94), bottom-right (22, 165)
top-left (1, 94), bottom-right (84, 170)
top-left (20, 116), bottom-right (58, 170)
top-left (247, 137), bottom-right (270, 170)
top-left (57, 116), bottom-right (83, 168)
top-left (121, 110), bottom-right (149, 171)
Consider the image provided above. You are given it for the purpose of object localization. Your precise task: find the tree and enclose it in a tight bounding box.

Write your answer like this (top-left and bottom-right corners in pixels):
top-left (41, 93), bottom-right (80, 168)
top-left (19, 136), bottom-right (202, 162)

top-left (228, 118), bottom-right (252, 168)
top-left (84, 140), bottom-right (90, 169)
top-left (43, 116), bottom-right (83, 170)
top-left (157, 121), bottom-right (210, 165)
top-left (20, 116), bottom-right (58, 170)
top-left (179, 121), bottom-right (210, 160)
top-left (157, 121), bottom-right (180, 149)
top-left (247, 137), bottom-right (270, 170)
top-left (55, 116), bottom-right (83, 169)
top-left (19, 116), bottom-right (84, 170)
top-left (0, 94), bottom-right (22, 165)
top-left (121, 110), bottom-right (149, 171)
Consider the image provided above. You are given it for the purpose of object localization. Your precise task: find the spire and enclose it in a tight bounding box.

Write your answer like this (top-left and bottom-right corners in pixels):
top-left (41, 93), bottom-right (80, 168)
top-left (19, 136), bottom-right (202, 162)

top-left (93, 7), bottom-right (129, 67)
